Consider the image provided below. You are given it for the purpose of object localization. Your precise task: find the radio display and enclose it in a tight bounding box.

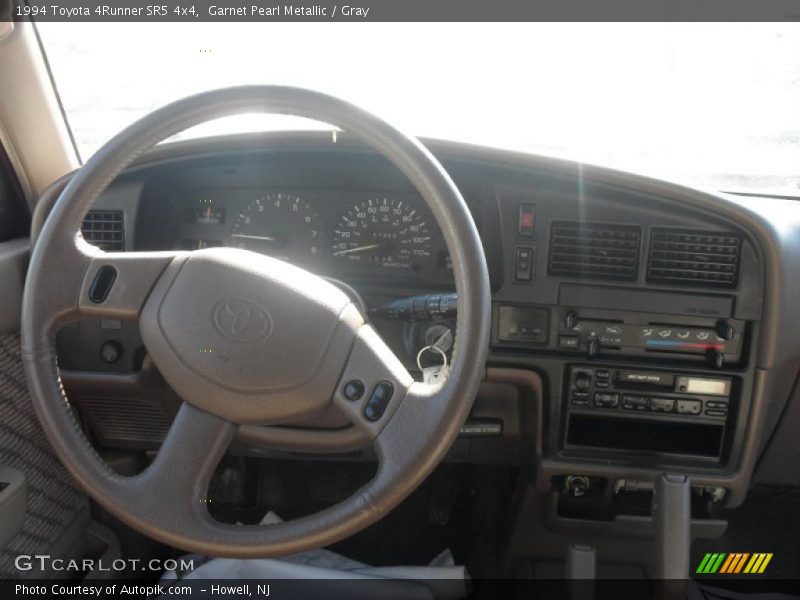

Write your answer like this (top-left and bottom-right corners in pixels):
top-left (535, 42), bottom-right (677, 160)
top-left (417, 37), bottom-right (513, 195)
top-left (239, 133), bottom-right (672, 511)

top-left (682, 377), bottom-right (729, 396)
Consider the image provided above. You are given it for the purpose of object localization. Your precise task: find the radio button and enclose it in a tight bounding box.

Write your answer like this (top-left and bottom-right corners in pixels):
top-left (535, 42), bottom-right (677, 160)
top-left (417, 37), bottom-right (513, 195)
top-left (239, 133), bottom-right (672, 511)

top-left (622, 395), bottom-right (649, 411)
top-left (571, 393), bottom-right (590, 406)
top-left (594, 392), bottom-right (619, 408)
top-left (650, 398), bottom-right (675, 413)
top-left (596, 369), bottom-right (611, 380)
top-left (574, 372), bottom-right (592, 391)
top-left (595, 381), bottom-right (610, 389)
top-left (675, 399), bottom-right (702, 415)
top-left (705, 409), bottom-right (727, 417)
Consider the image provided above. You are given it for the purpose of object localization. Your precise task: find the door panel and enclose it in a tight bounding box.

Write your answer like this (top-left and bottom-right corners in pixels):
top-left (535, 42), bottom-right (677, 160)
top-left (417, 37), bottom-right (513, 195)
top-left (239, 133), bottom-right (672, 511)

top-left (0, 238), bottom-right (27, 334)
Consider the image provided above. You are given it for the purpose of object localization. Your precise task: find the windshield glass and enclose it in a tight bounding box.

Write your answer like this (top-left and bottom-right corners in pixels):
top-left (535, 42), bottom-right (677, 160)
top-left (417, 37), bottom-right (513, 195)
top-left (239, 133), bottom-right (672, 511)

top-left (38, 23), bottom-right (800, 195)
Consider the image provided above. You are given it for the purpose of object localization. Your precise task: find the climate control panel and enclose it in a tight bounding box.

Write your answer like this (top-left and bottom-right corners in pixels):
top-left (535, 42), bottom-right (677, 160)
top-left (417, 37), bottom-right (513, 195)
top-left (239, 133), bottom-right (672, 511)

top-left (493, 303), bottom-right (746, 368)
top-left (557, 314), bottom-right (743, 368)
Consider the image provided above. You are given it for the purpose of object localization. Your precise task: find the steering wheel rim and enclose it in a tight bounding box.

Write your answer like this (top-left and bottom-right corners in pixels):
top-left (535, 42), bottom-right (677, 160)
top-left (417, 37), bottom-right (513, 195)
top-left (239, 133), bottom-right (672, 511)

top-left (21, 86), bottom-right (491, 557)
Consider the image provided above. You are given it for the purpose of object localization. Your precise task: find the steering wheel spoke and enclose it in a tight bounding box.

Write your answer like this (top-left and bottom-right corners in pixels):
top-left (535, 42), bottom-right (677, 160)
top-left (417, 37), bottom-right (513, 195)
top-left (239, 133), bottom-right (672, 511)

top-left (133, 403), bottom-right (237, 520)
top-left (26, 236), bottom-right (182, 335)
top-left (76, 247), bottom-right (183, 320)
top-left (332, 324), bottom-right (415, 439)
top-left (372, 382), bottom-right (452, 471)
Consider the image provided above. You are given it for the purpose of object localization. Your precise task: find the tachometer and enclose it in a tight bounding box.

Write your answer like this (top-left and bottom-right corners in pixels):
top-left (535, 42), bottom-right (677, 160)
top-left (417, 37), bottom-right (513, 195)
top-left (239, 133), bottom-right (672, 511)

top-left (332, 196), bottom-right (432, 269)
top-left (230, 192), bottom-right (325, 263)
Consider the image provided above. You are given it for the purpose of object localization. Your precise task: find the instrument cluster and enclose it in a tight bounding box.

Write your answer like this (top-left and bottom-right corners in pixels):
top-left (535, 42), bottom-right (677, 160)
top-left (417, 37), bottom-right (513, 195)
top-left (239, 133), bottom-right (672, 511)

top-left (178, 187), bottom-right (455, 282)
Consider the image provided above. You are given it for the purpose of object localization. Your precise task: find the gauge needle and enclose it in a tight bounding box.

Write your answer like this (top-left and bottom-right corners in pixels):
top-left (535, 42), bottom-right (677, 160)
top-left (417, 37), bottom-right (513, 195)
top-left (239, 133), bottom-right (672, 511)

top-left (333, 244), bottom-right (380, 256)
top-left (231, 233), bottom-right (279, 243)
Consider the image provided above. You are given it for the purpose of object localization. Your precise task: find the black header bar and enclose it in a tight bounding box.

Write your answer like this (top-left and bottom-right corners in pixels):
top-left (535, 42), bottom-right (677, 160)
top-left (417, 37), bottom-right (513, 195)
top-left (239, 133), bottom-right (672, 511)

top-left (5, 0), bottom-right (800, 22)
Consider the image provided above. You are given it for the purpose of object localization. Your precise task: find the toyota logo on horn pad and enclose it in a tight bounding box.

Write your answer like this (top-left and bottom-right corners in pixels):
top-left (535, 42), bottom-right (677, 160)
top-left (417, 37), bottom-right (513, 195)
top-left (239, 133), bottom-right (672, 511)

top-left (213, 299), bottom-right (273, 343)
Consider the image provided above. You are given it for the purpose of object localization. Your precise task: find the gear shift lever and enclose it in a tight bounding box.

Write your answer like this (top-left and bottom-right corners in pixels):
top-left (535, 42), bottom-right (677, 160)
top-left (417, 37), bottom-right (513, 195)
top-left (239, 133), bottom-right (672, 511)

top-left (566, 544), bottom-right (595, 600)
top-left (653, 473), bottom-right (691, 596)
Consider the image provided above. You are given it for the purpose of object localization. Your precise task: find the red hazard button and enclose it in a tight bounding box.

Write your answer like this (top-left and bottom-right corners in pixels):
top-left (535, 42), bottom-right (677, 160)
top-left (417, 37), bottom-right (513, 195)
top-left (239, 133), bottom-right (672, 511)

top-left (518, 204), bottom-right (535, 236)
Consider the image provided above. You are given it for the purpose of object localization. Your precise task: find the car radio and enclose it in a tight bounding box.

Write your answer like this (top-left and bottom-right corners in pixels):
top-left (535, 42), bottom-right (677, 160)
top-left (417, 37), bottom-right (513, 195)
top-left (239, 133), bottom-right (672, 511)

top-left (566, 365), bottom-right (733, 422)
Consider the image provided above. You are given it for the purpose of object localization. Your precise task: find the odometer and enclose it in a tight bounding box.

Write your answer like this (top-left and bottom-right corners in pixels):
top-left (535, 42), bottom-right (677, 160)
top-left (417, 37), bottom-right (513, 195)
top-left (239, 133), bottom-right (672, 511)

top-left (332, 197), bottom-right (432, 269)
top-left (230, 192), bottom-right (325, 264)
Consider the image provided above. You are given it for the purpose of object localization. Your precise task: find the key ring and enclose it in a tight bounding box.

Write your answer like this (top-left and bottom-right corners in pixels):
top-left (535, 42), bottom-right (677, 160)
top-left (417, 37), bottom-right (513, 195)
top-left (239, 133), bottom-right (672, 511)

top-left (416, 344), bottom-right (448, 372)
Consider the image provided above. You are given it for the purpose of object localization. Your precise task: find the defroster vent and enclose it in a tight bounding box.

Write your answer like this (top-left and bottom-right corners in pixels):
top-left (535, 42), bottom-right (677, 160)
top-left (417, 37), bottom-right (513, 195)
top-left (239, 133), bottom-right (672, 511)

top-left (548, 221), bottom-right (641, 281)
top-left (81, 210), bottom-right (124, 251)
top-left (647, 228), bottom-right (741, 288)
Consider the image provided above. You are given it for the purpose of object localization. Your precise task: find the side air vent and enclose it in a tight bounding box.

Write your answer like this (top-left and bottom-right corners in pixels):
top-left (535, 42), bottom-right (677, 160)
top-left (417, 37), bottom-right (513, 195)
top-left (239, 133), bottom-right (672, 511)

top-left (81, 210), bottom-right (124, 251)
top-left (647, 228), bottom-right (741, 288)
top-left (548, 221), bottom-right (641, 281)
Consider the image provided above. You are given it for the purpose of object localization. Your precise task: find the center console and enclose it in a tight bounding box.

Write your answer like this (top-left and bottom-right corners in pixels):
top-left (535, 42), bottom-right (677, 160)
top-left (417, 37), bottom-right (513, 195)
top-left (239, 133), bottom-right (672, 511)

top-left (564, 366), bottom-right (736, 462)
top-left (491, 296), bottom-right (748, 467)
top-left (487, 177), bottom-right (769, 518)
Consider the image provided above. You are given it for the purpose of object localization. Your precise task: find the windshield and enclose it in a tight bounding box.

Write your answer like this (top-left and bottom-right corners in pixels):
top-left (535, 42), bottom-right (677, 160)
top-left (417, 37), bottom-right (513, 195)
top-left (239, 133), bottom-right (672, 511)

top-left (38, 23), bottom-right (800, 195)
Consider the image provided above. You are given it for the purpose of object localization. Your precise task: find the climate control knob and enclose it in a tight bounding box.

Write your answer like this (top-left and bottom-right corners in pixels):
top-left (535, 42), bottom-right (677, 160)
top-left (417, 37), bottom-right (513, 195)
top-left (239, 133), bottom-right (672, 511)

top-left (706, 349), bottom-right (725, 369)
top-left (564, 311), bottom-right (579, 330)
top-left (586, 336), bottom-right (601, 359)
top-left (715, 320), bottom-right (734, 341)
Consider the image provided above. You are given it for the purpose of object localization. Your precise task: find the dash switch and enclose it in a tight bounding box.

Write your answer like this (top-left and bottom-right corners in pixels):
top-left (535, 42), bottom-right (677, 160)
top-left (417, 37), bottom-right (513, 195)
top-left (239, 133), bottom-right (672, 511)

top-left (518, 204), bottom-right (536, 236)
top-left (514, 247), bottom-right (534, 282)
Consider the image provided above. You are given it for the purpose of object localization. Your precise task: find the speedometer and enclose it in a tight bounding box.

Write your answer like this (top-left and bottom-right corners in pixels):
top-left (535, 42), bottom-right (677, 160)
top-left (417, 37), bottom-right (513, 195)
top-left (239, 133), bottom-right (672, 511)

top-left (332, 197), bottom-right (432, 269)
top-left (230, 192), bottom-right (325, 264)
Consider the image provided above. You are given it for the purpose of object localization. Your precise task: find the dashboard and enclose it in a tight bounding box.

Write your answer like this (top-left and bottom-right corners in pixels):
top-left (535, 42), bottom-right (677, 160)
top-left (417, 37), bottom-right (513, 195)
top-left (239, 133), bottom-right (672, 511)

top-left (126, 150), bottom-right (497, 291)
top-left (176, 187), bottom-right (454, 282)
top-left (39, 132), bottom-right (800, 515)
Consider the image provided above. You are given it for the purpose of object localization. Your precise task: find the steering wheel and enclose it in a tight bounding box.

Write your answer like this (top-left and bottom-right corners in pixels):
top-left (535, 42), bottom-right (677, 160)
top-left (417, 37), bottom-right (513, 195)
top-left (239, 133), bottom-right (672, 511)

top-left (21, 86), bottom-right (491, 557)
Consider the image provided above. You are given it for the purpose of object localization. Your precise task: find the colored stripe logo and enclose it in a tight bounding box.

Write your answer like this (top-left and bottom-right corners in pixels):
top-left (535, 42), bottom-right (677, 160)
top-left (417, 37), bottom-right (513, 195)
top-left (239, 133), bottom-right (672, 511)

top-left (696, 553), bottom-right (773, 574)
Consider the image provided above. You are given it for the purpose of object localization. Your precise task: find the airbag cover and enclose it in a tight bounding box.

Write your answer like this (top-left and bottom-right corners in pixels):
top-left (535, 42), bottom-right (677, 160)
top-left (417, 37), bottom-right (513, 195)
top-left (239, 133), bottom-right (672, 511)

top-left (140, 248), bottom-right (363, 424)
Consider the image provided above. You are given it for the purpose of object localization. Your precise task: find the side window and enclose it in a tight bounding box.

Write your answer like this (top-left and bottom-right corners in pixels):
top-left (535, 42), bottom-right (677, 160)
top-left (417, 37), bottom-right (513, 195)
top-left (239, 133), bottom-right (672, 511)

top-left (0, 146), bottom-right (29, 241)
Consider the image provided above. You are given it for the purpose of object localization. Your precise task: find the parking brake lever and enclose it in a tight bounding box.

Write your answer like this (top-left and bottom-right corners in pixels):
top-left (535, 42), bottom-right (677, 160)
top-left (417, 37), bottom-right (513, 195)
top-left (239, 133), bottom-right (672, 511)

top-left (653, 473), bottom-right (690, 594)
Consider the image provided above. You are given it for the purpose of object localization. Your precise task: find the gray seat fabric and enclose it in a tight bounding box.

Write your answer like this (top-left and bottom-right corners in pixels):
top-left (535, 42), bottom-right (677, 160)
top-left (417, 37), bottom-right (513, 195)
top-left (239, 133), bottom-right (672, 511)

top-left (159, 512), bottom-right (469, 599)
top-left (0, 333), bottom-right (88, 577)
top-left (162, 551), bottom-right (468, 600)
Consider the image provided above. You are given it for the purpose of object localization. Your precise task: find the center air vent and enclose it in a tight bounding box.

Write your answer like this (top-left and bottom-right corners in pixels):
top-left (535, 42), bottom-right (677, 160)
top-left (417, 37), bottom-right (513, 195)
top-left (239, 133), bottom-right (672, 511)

top-left (647, 228), bottom-right (741, 288)
top-left (81, 210), bottom-right (124, 251)
top-left (548, 221), bottom-right (641, 281)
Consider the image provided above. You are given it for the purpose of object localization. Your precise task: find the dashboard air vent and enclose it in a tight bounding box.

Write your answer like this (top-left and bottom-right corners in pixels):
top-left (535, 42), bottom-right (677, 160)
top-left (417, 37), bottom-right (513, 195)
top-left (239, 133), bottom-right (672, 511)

top-left (548, 221), bottom-right (641, 281)
top-left (81, 210), bottom-right (124, 251)
top-left (647, 228), bottom-right (741, 288)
